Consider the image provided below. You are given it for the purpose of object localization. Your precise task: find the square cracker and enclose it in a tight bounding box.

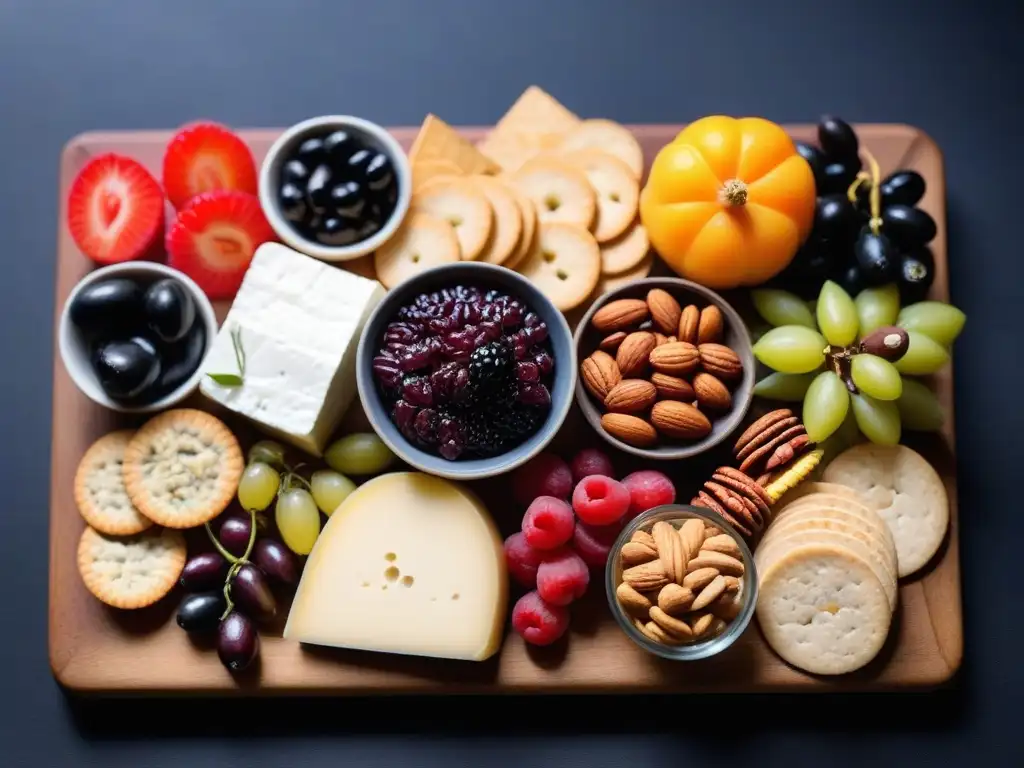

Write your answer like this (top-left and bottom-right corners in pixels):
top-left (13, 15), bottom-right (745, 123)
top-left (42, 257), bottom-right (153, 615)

top-left (409, 114), bottom-right (501, 177)
top-left (479, 86), bottom-right (581, 172)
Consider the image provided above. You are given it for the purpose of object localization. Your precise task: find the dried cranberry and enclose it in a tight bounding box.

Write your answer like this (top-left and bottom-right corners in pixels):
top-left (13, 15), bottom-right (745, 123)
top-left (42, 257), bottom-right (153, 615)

top-left (519, 383), bottom-right (551, 406)
top-left (413, 408), bottom-right (439, 444)
top-left (392, 400), bottom-right (418, 431)
top-left (516, 361), bottom-right (540, 382)
top-left (523, 312), bottom-right (541, 328)
top-left (533, 350), bottom-right (554, 375)
top-left (402, 375), bottom-right (433, 407)
top-left (372, 356), bottom-right (403, 388)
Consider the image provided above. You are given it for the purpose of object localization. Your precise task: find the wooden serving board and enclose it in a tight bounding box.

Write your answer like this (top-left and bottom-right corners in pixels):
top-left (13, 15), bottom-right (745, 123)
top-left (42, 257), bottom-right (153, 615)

top-left (49, 124), bottom-right (961, 694)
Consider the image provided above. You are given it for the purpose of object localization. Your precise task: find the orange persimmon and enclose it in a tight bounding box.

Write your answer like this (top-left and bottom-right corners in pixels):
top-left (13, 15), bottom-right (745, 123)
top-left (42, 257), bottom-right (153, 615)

top-left (639, 116), bottom-right (816, 289)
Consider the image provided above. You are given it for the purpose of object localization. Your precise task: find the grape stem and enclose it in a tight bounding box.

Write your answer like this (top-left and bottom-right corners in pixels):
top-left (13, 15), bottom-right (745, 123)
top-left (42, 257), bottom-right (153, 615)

top-left (216, 508), bottom-right (259, 621)
top-left (846, 148), bottom-right (883, 236)
top-left (826, 344), bottom-right (859, 394)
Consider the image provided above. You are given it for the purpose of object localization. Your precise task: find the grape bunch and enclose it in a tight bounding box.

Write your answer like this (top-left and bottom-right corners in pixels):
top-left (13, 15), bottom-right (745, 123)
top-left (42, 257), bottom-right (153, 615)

top-left (176, 439), bottom-right (364, 673)
top-left (751, 281), bottom-right (965, 447)
top-left (781, 116), bottom-right (936, 301)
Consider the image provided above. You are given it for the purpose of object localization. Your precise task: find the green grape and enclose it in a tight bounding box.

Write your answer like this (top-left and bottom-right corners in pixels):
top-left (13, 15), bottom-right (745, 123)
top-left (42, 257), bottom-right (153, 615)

top-left (897, 302), bottom-right (966, 346)
top-left (816, 280), bottom-right (859, 347)
top-left (893, 331), bottom-right (950, 375)
top-left (751, 289), bottom-right (817, 328)
top-left (851, 393), bottom-right (901, 445)
top-left (803, 371), bottom-right (850, 443)
top-left (820, 407), bottom-right (860, 463)
top-left (896, 378), bottom-right (944, 432)
top-left (855, 284), bottom-right (900, 337)
top-left (753, 326), bottom-right (828, 374)
top-left (324, 433), bottom-right (396, 475)
top-left (237, 462), bottom-right (281, 511)
top-left (850, 354), bottom-right (903, 401)
top-left (310, 469), bottom-right (356, 516)
top-left (275, 488), bottom-right (321, 555)
top-left (753, 371), bottom-right (817, 401)
top-left (248, 440), bottom-right (287, 468)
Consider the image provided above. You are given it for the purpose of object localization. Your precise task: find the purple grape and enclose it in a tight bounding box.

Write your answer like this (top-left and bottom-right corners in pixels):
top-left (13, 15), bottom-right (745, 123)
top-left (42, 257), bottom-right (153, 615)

top-left (231, 563), bottom-right (277, 621)
top-left (251, 538), bottom-right (300, 586)
top-left (217, 611), bottom-right (259, 672)
top-left (180, 552), bottom-right (229, 591)
top-left (219, 514), bottom-right (252, 557)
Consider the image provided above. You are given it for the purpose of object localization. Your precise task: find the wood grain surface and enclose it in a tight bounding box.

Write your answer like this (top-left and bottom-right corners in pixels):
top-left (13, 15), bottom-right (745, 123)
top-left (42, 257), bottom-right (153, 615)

top-left (48, 124), bottom-right (961, 694)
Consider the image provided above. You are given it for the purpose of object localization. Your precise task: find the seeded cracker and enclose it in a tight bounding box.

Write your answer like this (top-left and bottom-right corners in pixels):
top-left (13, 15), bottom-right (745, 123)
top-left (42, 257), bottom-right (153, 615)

top-left (123, 409), bottom-right (243, 529)
top-left (77, 525), bottom-right (186, 609)
top-left (74, 430), bottom-right (152, 535)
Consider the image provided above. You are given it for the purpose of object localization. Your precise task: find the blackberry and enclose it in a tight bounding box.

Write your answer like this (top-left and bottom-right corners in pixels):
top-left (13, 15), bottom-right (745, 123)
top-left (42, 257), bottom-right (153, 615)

top-left (462, 412), bottom-right (509, 458)
top-left (468, 340), bottom-right (512, 385)
top-left (493, 405), bottom-right (545, 443)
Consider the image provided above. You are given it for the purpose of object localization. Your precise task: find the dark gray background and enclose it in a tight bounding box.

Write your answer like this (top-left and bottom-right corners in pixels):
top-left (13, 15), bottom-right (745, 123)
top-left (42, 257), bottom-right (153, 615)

top-left (2, 0), bottom-right (1020, 764)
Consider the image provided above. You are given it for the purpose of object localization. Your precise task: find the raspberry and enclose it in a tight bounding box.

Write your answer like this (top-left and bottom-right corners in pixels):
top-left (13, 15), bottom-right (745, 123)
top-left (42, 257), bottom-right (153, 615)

top-left (511, 590), bottom-right (570, 646)
top-left (511, 452), bottom-right (573, 506)
top-left (503, 532), bottom-right (544, 588)
top-left (536, 549), bottom-right (589, 605)
top-left (572, 520), bottom-right (623, 568)
top-left (620, 470), bottom-right (677, 521)
top-left (569, 448), bottom-right (615, 485)
top-left (522, 496), bottom-right (575, 550)
top-left (571, 474), bottom-right (631, 526)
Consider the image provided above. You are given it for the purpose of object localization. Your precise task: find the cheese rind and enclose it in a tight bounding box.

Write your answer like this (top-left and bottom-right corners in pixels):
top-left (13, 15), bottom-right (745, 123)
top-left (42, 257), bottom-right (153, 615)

top-left (284, 472), bottom-right (508, 661)
top-left (199, 243), bottom-right (384, 455)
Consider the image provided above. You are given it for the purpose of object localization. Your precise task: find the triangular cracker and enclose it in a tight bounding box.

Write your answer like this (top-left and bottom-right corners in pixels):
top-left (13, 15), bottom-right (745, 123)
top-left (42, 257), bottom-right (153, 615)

top-left (408, 114), bottom-right (501, 177)
top-left (479, 86), bottom-right (581, 172)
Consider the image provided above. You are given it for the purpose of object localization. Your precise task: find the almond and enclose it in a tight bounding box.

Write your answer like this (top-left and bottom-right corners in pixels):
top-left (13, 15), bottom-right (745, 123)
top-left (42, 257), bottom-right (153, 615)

top-left (650, 401), bottom-right (712, 440)
top-left (697, 305), bottom-right (724, 343)
top-left (615, 582), bottom-right (653, 616)
top-left (678, 519), bottom-right (705, 560)
top-left (604, 379), bottom-right (657, 413)
top-left (648, 341), bottom-right (700, 376)
top-left (678, 304), bottom-right (700, 343)
top-left (599, 331), bottom-right (627, 352)
top-left (645, 619), bottom-right (685, 645)
top-left (653, 332), bottom-right (669, 346)
top-left (615, 332), bottom-right (656, 378)
top-left (622, 560), bottom-right (669, 591)
top-left (687, 551), bottom-right (745, 577)
top-left (649, 606), bottom-right (694, 640)
top-left (693, 372), bottom-right (732, 411)
top-left (652, 521), bottom-right (687, 583)
top-left (691, 574), bottom-right (727, 610)
top-left (689, 612), bottom-right (719, 638)
top-left (650, 373), bottom-right (695, 402)
top-left (722, 575), bottom-right (741, 594)
top-left (698, 343), bottom-right (743, 381)
top-left (657, 583), bottom-right (695, 616)
top-left (701, 534), bottom-right (742, 559)
top-left (620, 540), bottom-right (658, 566)
top-left (592, 298), bottom-right (649, 333)
top-left (580, 350), bottom-right (621, 401)
top-left (631, 529), bottom-right (656, 548)
top-left (646, 289), bottom-right (682, 334)
top-left (682, 567), bottom-right (720, 591)
top-left (601, 413), bottom-right (658, 447)
top-left (710, 594), bottom-right (742, 620)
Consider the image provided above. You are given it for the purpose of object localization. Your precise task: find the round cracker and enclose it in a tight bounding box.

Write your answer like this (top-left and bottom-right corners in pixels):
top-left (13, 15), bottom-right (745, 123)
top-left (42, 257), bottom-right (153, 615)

top-left (557, 118), bottom-right (645, 179)
top-left (756, 529), bottom-right (896, 610)
top-left (470, 175), bottom-right (522, 265)
top-left (559, 150), bottom-right (639, 242)
top-left (761, 511), bottom-right (897, 582)
top-left (123, 409), bottom-right (243, 529)
top-left (503, 183), bottom-right (537, 271)
top-left (600, 220), bottom-right (649, 275)
top-left (516, 222), bottom-right (600, 311)
top-left (411, 161), bottom-right (462, 193)
top-left (823, 444), bottom-right (948, 578)
top-left (413, 176), bottom-right (493, 260)
top-left (757, 544), bottom-right (892, 675)
top-left (773, 498), bottom-right (897, 568)
top-left (374, 212), bottom-right (460, 289)
top-left (510, 157), bottom-right (596, 230)
top-left (593, 251), bottom-right (655, 298)
top-left (77, 525), bottom-right (186, 609)
top-left (776, 481), bottom-right (874, 509)
top-left (74, 430), bottom-right (153, 535)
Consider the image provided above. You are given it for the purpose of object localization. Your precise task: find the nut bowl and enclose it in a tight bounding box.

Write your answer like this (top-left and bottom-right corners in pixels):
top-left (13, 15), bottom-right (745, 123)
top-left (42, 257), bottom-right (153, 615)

top-left (574, 277), bottom-right (755, 460)
top-left (606, 504), bottom-right (758, 661)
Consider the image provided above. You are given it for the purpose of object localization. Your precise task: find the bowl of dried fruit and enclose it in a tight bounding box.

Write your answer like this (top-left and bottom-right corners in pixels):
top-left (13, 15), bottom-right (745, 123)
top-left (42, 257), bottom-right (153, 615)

top-left (574, 277), bottom-right (755, 460)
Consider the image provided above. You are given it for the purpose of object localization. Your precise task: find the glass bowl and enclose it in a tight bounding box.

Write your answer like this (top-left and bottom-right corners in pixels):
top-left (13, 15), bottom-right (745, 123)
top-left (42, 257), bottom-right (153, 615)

top-left (605, 504), bottom-right (758, 660)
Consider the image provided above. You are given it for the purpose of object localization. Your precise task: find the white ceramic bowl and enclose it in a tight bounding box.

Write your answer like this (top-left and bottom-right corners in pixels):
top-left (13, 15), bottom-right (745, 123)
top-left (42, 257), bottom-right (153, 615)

top-left (258, 115), bottom-right (411, 262)
top-left (58, 262), bottom-right (218, 413)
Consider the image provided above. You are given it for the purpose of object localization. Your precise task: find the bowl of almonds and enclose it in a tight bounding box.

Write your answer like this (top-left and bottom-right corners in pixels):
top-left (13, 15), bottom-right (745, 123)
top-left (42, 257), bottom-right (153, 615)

top-left (574, 278), bottom-right (755, 459)
top-left (606, 504), bottom-right (757, 660)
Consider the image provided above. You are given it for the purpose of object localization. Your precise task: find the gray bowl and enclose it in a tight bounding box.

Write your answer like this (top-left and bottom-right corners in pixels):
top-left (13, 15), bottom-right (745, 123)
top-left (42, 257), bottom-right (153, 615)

top-left (574, 277), bottom-right (755, 460)
top-left (355, 262), bottom-right (576, 480)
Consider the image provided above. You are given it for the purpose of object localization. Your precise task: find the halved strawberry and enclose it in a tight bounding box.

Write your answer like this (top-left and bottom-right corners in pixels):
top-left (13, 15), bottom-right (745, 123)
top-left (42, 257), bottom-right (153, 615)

top-left (67, 153), bottom-right (164, 265)
top-left (163, 122), bottom-right (258, 210)
top-left (166, 191), bottom-right (275, 299)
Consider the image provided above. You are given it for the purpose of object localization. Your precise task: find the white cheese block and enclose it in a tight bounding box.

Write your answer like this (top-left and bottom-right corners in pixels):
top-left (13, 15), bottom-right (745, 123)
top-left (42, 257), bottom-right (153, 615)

top-left (284, 472), bottom-right (508, 661)
top-left (200, 243), bottom-right (384, 455)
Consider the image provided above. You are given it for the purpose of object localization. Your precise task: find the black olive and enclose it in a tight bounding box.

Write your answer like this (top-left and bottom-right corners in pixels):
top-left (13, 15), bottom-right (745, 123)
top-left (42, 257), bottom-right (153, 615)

top-left (296, 136), bottom-right (325, 165)
top-left (92, 337), bottom-right (161, 400)
top-left (346, 148), bottom-right (373, 177)
top-left (795, 142), bottom-right (826, 189)
top-left (330, 180), bottom-right (366, 219)
top-left (853, 226), bottom-right (900, 286)
top-left (217, 611), bottom-right (259, 672)
top-left (143, 278), bottom-right (195, 343)
top-left (898, 247), bottom-right (935, 304)
top-left (281, 159), bottom-right (309, 184)
top-left (819, 160), bottom-right (861, 196)
top-left (316, 217), bottom-right (360, 246)
top-left (323, 130), bottom-right (355, 161)
top-left (144, 320), bottom-right (206, 400)
top-left (881, 204), bottom-right (937, 249)
top-left (879, 170), bottom-right (926, 207)
top-left (774, 238), bottom-right (834, 298)
top-left (305, 165), bottom-right (333, 214)
top-left (817, 116), bottom-right (860, 163)
top-left (813, 194), bottom-right (859, 242)
top-left (69, 278), bottom-right (143, 338)
top-left (358, 218), bottom-right (382, 240)
top-left (176, 591), bottom-right (226, 633)
top-left (365, 153), bottom-right (393, 192)
top-left (279, 182), bottom-right (307, 223)
top-left (834, 263), bottom-right (867, 297)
